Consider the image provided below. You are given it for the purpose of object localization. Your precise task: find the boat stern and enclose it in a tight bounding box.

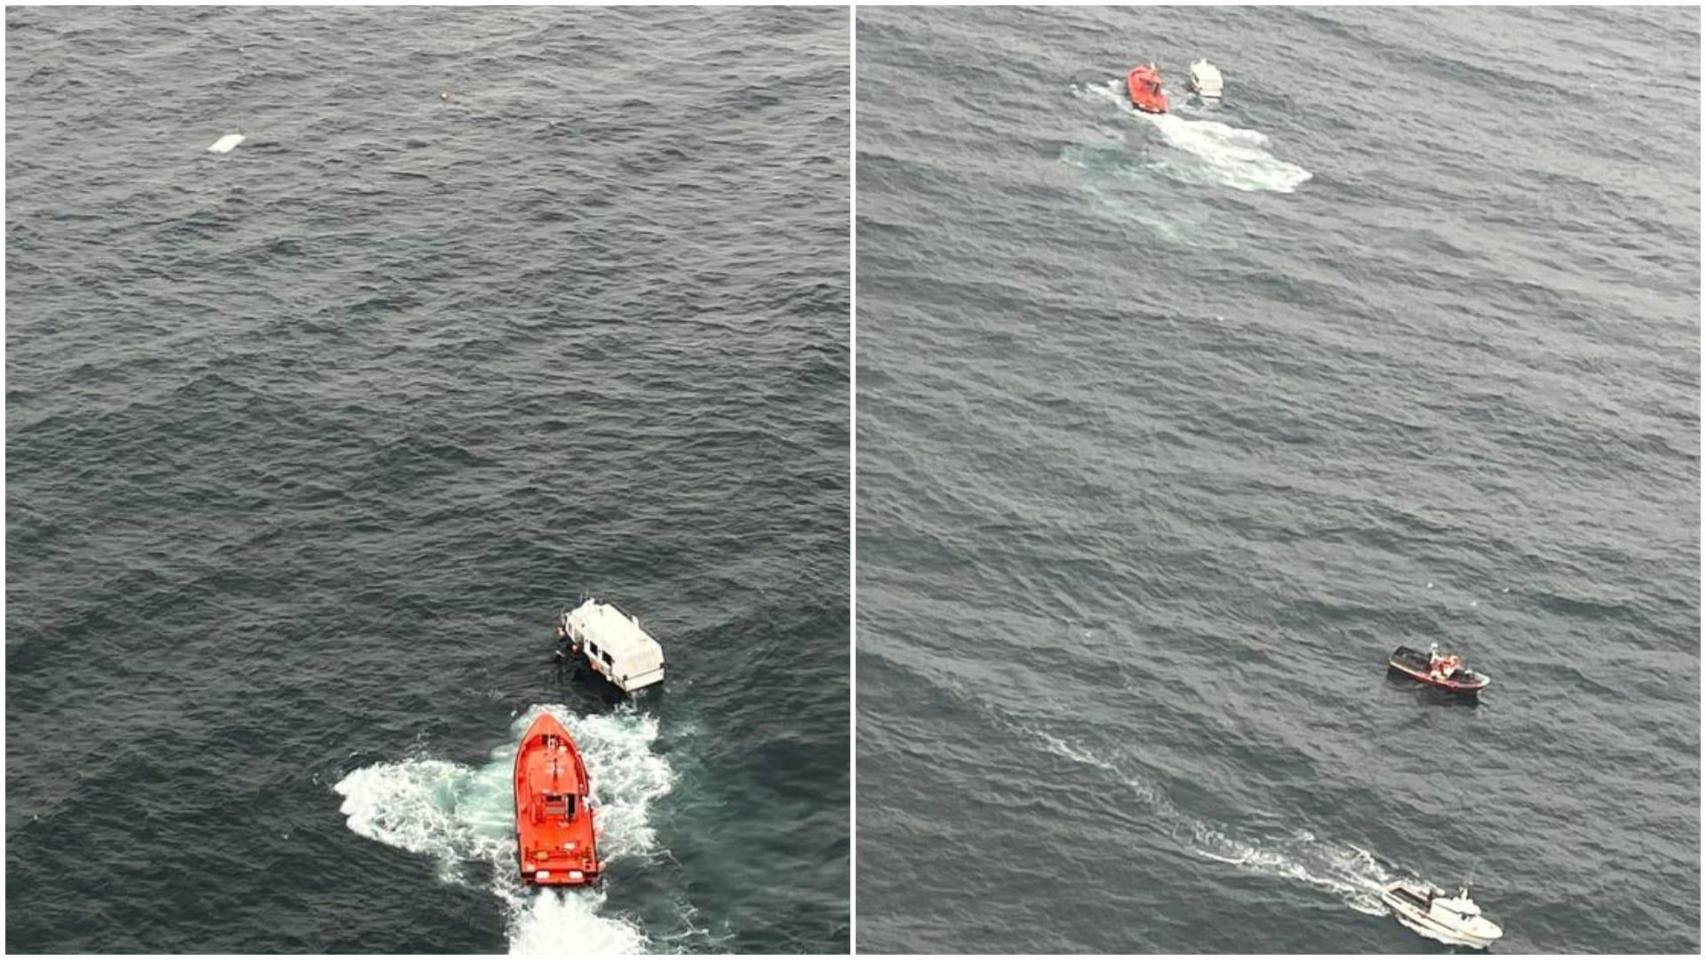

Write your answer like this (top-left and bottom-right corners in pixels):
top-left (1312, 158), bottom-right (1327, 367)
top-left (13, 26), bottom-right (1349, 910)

top-left (613, 666), bottom-right (665, 694)
top-left (520, 842), bottom-right (602, 886)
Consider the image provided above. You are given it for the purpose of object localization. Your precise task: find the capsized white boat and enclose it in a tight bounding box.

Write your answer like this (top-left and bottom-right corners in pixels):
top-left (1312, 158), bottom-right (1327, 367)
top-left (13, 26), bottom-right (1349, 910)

top-left (1380, 880), bottom-right (1503, 949)
top-left (208, 132), bottom-right (245, 154)
top-left (554, 598), bottom-right (665, 694)
top-left (1187, 59), bottom-right (1224, 100)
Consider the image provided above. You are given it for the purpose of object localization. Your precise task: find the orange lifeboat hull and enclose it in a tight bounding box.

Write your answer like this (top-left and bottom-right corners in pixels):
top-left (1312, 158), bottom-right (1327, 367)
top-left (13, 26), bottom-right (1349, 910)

top-left (513, 713), bottom-right (600, 886)
top-left (1127, 65), bottom-right (1168, 114)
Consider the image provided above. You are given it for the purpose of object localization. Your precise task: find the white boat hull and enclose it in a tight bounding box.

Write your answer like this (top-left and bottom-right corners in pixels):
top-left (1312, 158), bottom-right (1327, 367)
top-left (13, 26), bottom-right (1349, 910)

top-left (1381, 882), bottom-right (1502, 950)
top-left (1188, 61), bottom-right (1224, 100)
top-left (558, 599), bottom-right (666, 694)
top-left (1390, 905), bottom-right (1498, 949)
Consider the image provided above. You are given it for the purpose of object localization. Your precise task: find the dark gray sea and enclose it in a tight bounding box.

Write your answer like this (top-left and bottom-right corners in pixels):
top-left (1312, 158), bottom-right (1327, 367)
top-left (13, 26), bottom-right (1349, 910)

top-left (857, 5), bottom-right (1699, 953)
top-left (7, 5), bottom-right (848, 952)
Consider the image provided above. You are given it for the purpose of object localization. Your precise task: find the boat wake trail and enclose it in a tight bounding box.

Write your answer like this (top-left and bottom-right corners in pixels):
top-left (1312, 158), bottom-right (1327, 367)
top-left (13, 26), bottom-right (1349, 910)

top-left (1188, 825), bottom-right (1392, 916)
top-left (1008, 709), bottom-right (1395, 917)
top-left (334, 704), bottom-right (676, 953)
top-left (1070, 80), bottom-right (1313, 193)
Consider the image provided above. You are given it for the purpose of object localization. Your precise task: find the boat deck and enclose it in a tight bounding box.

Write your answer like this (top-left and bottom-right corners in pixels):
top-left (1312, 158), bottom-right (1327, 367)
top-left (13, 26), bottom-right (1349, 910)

top-left (514, 720), bottom-right (599, 885)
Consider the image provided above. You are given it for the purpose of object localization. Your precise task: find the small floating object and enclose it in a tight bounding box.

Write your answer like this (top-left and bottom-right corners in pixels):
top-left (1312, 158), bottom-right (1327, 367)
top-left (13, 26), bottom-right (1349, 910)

top-left (1387, 642), bottom-right (1491, 695)
top-left (208, 132), bottom-right (246, 154)
top-left (439, 90), bottom-right (453, 103)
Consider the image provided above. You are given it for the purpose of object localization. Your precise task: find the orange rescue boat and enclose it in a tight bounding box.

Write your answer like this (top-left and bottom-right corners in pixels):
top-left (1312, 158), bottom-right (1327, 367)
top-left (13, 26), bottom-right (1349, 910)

top-left (513, 712), bottom-right (601, 886)
top-left (1127, 63), bottom-right (1168, 114)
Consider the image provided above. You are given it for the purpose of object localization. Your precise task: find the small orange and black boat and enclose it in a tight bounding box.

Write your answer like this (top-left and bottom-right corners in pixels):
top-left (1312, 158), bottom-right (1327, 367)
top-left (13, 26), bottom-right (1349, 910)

top-left (513, 712), bottom-right (601, 886)
top-left (1127, 63), bottom-right (1169, 114)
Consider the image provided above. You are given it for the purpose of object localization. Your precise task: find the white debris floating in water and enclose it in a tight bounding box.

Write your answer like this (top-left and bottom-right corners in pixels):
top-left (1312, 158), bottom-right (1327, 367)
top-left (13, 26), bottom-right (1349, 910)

top-left (208, 133), bottom-right (245, 154)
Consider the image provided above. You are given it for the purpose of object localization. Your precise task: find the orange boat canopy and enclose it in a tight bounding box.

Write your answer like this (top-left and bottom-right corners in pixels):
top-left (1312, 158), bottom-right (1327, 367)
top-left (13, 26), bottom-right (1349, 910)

top-left (1127, 63), bottom-right (1169, 115)
top-left (513, 713), bottom-right (601, 886)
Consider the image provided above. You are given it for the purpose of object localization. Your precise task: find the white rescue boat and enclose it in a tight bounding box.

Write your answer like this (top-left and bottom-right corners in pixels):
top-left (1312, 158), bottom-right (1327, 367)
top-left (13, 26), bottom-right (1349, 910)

top-left (1380, 880), bottom-right (1503, 950)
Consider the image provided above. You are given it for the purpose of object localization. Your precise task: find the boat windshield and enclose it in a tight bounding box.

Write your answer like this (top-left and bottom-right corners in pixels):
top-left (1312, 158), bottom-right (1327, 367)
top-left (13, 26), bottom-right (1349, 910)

top-left (543, 792), bottom-right (573, 818)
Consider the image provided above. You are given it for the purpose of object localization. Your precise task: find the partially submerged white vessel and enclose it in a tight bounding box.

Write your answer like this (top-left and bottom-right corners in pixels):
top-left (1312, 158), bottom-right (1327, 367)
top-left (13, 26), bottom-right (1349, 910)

top-left (1380, 880), bottom-right (1503, 950)
top-left (208, 132), bottom-right (246, 154)
top-left (1187, 59), bottom-right (1224, 100)
top-left (556, 598), bottom-right (665, 694)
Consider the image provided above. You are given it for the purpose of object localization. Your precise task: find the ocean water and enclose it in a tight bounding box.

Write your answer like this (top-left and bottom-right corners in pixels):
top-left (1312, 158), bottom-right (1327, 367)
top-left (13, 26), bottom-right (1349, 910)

top-left (856, 5), bottom-right (1699, 953)
top-left (6, 5), bottom-right (848, 952)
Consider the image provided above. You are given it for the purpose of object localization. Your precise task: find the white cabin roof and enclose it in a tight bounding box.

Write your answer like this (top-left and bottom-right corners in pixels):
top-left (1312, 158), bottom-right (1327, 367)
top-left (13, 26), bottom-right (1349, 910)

top-left (1190, 61), bottom-right (1224, 93)
top-left (565, 599), bottom-right (663, 661)
top-left (1435, 894), bottom-right (1481, 916)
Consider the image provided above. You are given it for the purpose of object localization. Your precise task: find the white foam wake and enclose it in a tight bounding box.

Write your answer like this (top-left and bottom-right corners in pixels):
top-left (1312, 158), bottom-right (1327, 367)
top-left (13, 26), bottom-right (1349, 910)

top-left (1188, 824), bottom-right (1392, 916)
top-left (1018, 713), bottom-right (1398, 916)
top-left (334, 704), bottom-right (675, 953)
top-left (1071, 79), bottom-right (1313, 193)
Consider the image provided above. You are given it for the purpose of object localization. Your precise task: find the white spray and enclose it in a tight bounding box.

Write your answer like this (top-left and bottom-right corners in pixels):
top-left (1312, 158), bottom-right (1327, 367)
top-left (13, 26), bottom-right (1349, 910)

top-left (1070, 79), bottom-right (1313, 193)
